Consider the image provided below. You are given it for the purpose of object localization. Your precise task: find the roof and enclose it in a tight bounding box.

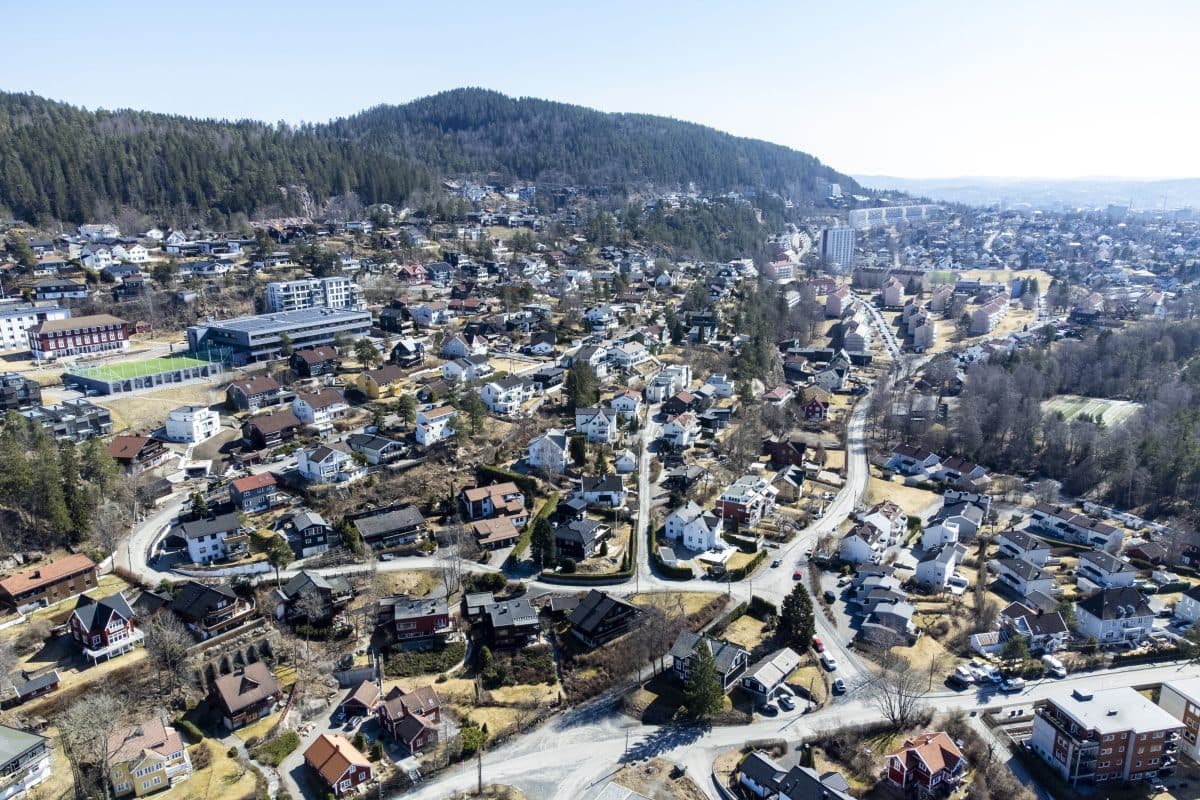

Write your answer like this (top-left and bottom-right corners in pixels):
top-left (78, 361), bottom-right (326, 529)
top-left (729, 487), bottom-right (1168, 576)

top-left (296, 388), bottom-right (345, 410)
top-left (106, 435), bottom-right (151, 461)
top-left (568, 590), bottom-right (641, 637)
top-left (1001, 602), bottom-right (1069, 637)
top-left (996, 557), bottom-right (1051, 582)
top-left (463, 482), bottom-right (521, 503)
top-left (292, 345), bottom-right (339, 364)
top-left (231, 473), bottom-right (276, 493)
top-left (174, 512), bottom-right (241, 540)
top-left (340, 680), bottom-right (379, 711)
top-left (999, 529), bottom-right (1048, 551)
top-left (582, 474), bottom-right (623, 494)
top-left (1079, 550), bottom-right (1135, 574)
top-left (1050, 687), bottom-right (1183, 736)
top-left (108, 718), bottom-right (184, 766)
top-left (72, 592), bottom-right (134, 634)
top-left (0, 725), bottom-right (47, 771)
top-left (304, 733), bottom-right (370, 787)
top-left (363, 365), bottom-right (406, 385)
top-left (669, 631), bottom-right (747, 676)
top-left (470, 516), bottom-right (520, 545)
top-left (170, 580), bottom-right (239, 621)
top-left (1076, 587), bottom-right (1152, 620)
top-left (353, 506), bottom-right (426, 540)
top-left (213, 662), bottom-right (280, 714)
top-left (744, 647), bottom-right (802, 689)
top-left (392, 597), bottom-right (449, 622)
top-left (889, 732), bottom-right (965, 777)
top-left (228, 376), bottom-right (281, 396)
top-left (33, 314), bottom-right (125, 334)
top-left (348, 433), bottom-right (403, 453)
top-left (244, 410), bottom-right (301, 434)
top-left (0, 554), bottom-right (96, 598)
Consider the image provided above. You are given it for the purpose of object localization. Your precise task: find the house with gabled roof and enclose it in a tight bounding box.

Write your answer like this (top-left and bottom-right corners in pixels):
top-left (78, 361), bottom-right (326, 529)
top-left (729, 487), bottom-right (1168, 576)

top-left (994, 557), bottom-right (1057, 599)
top-left (106, 435), bottom-right (167, 475)
top-left (886, 443), bottom-right (941, 476)
top-left (211, 662), bottom-right (281, 730)
top-left (885, 732), bottom-right (967, 794)
top-left (575, 406), bottom-right (617, 443)
top-left (170, 581), bottom-right (253, 640)
top-left (304, 733), bottom-right (373, 797)
top-left (226, 376), bottom-right (290, 412)
top-left (669, 631), bottom-right (748, 692)
top-left (356, 364), bottom-right (406, 399)
top-left (376, 685), bottom-right (441, 753)
top-left (527, 428), bottom-right (568, 473)
top-left (69, 592), bottom-right (143, 664)
top-left (1074, 586), bottom-right (1153, 644)
top-left (229, 472), bottom-right (278, 513)
top-left (1000, 601), bottom-right (1069, 653)
top-left (107, 717), bottom-right (192, 797)
top-left (289, 345), bottom-right (340, 378)
top-left (1077, 550), bottom-right (1137, 590)
top-left (292, 388), bottom-right (348, 428)
top-left (298, 444), bottom-right (365, 484)
top-left (567, 590), bottom-right (643, 648)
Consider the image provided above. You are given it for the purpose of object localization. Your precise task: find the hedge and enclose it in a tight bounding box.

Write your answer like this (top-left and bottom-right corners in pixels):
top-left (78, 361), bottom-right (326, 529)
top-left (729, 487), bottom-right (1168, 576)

top-left (721, 532), bottom-right (758, 554)
top-left (175, 719), bottom-right (204, 744)
top-left (476, 464), bottom-right (538, 498)
top-left (251, 731), bottom-right (300, 767)
top-left (649, 523), bottom-right (694, 580)
top-left (507, 491), bottom-right (559, 565)
top-left (726, 551), bottom-right (768, 581)
top-left (709, 601), bottom-right (749, 637)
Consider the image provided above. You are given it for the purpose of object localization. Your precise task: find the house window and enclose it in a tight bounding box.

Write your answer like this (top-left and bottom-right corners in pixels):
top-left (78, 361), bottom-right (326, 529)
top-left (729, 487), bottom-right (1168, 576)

top-left (1099, 762), bottom-right (1109, 769)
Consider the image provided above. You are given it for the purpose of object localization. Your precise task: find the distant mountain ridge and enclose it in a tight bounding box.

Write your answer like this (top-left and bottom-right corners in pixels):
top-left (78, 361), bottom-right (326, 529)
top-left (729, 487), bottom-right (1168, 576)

top-left (857, 174), bottom-right (1200, 211)
top-left (0, 88), bottom-right (860, 224)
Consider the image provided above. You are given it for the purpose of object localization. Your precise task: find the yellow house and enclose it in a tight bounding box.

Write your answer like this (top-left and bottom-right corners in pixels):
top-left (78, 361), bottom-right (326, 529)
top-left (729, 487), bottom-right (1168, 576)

top-left (356, 364), bottom-right (407, 399)
top-left (108, 718), bottom-right (192, 797)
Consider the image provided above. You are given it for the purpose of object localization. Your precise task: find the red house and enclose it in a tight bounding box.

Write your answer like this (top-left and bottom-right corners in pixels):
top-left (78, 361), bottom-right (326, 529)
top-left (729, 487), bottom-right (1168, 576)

top-left (377, 685), bottom-right (441, 753)
top-left (304, 733), bottom-right (373, 797)
top-left (803, 396), bottom-right (830, 421)
top-left (68, 592), bottom-right (143, 664)
top-left (381, 597), bottom-right (452, 641)
top-left (28, 314), bottom-right (129, 360)
top-left (885, 732), bottom-right (967, 794)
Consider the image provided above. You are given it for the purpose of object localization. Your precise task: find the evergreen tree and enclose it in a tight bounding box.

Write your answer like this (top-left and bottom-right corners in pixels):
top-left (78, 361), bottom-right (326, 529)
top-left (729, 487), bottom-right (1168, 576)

top-left (683, 641), bottom-right (724, 718)
top-left (58, 443), bottom-right (89, 538)
top-left (530, 516), bottom-right (555, 567)
top-left (564, 364), bottom-right (599, 411)
top-left (190, 491), bottom-right (209, 518)
top-left (31, 434), bottom-right (70, 537)
top-left (354, 338), bottom-right (381, 367)
top-left (569, 435), bottom-right (588, 467)
top-left (778, 584), bottom-right (815, 651)
top-left (81, 436), bottom-right (119, 497)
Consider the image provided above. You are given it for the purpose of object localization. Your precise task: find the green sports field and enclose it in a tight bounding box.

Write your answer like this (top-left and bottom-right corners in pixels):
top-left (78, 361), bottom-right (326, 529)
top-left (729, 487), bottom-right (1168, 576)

top-left (70, 353), bottom-right (213, 382)
top-left (1042, 394), bottom-right (1141, 427)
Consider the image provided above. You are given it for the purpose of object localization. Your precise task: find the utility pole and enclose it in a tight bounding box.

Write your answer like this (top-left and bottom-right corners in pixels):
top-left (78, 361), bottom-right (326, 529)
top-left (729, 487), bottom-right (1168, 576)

top-left (477, 751), bottom-right (482, 794)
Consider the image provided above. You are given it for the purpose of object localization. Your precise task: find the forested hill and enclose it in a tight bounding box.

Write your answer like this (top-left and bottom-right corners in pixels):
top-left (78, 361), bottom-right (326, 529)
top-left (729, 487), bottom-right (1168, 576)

top-left (0, 88), bottom-right (859, 224)
top-left (0, 92), bottom-right (435, 225)
top-left (325, 88), bottom-right (859, 198)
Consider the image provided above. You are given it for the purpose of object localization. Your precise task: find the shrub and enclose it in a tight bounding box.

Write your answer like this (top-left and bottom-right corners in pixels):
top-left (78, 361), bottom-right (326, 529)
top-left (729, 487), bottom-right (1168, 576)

top-left (176, 719), bottom-right (205, 744)
top-left (227, 747), bottom-right (238, 759)
top-left (559, 558), bottom-right (577, 573)
top-left (460, 722), bottom-right (485, 758)
top-left (251, 731), bottom-right (301, 767)
top-left (385, 641), bottom-right (466, 677)
top-left (369, 741), bottom-right (384, 762)
top-left (190, 743), bottom-right (212, 770)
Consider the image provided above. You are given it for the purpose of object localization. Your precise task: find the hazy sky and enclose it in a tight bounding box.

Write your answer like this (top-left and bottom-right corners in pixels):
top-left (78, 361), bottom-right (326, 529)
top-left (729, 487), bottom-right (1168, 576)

top-left (5, 1), bottom-right (1196, 180)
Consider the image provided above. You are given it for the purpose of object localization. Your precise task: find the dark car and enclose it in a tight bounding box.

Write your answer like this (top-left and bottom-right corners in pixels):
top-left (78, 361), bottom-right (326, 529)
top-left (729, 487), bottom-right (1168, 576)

top-left (831, 678), bottom-right (847, 694)
top-left (759, 703), bottom-right (779, 717)
top-left (823, 590), bottom-right (836, 603)
top-left (945, 674), bottom-right (970, 692)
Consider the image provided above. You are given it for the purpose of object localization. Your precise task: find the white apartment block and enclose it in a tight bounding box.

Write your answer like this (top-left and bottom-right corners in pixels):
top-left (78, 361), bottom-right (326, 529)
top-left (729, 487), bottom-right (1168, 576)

top-left (165, 405), bottom-right (221, 444)
top-left (0, 304), bottom-right (69, 352)
top-left (263, 277), bottom-right (365, 313)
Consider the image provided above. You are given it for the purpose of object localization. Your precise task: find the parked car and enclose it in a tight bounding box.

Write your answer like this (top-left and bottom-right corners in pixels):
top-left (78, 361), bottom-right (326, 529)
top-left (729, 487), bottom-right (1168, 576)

top-left (778, 695), bottom-right (795, 711)
top-left (1000, 677), bottom-right (1026, 693)
top-left (759, 702), bottom-right (779, 717)
top-left (771, 559), bottom-right (782, 568)
top-left (793, 569), bottom-right (805, 581)
top-left (823, 590), bottom-right (836, 603)
top-left (819, 652), bottom-right (838, 672)
top-left (832, 678), bottom-right (847, 694)
top-left (812, 635), bottom-right (824, 652)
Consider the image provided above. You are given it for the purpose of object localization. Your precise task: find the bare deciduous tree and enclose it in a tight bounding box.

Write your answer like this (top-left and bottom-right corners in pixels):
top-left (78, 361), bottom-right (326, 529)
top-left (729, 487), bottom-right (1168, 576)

top-left (59, 692), bottom-right (128, 800)
top-left (142, 613), bottom-right (193, 701)
top-left (865, 651), bottom-right (927, 730)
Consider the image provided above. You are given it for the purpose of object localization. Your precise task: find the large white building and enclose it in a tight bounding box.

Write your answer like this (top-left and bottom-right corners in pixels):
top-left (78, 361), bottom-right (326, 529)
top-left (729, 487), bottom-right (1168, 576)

top-left (0, 304), bottom-right (69, 352)
top-left (415, 406), bottom-right (457, 446)
top-left (164, 405), bottom-right (221, 444)
top-left (820, 226), bottom-right (855, 269)
top-left (263, 277), bottom-right (364, 313)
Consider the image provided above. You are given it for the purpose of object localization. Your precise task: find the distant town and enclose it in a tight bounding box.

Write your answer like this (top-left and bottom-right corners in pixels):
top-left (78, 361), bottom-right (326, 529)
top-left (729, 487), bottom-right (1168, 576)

top-left (0, 175), bottom-right (1197, 800)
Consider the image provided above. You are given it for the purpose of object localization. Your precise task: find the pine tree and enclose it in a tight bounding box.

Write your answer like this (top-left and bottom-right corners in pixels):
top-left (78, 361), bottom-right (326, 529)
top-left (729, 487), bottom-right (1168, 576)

top-left (58, 443), bottom-right (89, 539)
top-left (529, 517), bottom-right (555, 567)
top-left (564, 364), bottom-right (599, 411)
top-left (81, 437), bottom-right (119, 496)
top-left (778, 584), bottom-right (815, 651)
top-left (683, 641), bottom-right (724, 718)
top-left (31, 435), bottom-right (70, 536)
top-left (395, 394), bottom-right (416, 428)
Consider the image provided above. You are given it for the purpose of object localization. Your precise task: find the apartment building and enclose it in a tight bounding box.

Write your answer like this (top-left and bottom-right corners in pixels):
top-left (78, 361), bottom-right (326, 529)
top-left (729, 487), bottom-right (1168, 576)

top-left (1029, 687), bottom-right (1181, 785)
top-left (263, 277), bottom-right (364, 313)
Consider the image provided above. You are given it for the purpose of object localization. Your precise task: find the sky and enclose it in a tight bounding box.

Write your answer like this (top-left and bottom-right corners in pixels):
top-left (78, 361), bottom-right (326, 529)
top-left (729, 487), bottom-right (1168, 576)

top-left (4, 1), bottom-right (1197, 180)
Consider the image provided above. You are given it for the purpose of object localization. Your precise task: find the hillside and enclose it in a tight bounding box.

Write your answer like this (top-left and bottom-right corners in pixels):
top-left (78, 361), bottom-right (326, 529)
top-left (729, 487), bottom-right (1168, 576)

top-left (0, 88), bottom-right (859, 224)
top-left (324, 88), bottom-right (860, 199)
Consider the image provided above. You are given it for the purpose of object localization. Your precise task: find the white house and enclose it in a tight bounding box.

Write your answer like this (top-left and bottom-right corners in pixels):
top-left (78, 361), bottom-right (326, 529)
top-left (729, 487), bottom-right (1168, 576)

top-left (409, 302), bottom-right (452, 328)
top-left (704, 373), bottom-right (735, 398)
top-left (292, 388), bottom-right (348, 428)
top-left (165, 405), bottom-right (221, 444)
top-left (665, 501), bottom-right (725, 552)
top-left (580, 474), bottom-right (626, 508)
top-left (575, 407), bottom-right (618, 444)
top-left (646, 364), bottom-right (692, 403)
top-left (861, 501), bottom-right (907, 544)
top-left (609, 390), bottom-right (642, 420)
top-left (112, 243), bottom-right (150, 264)
top-left (994, 557), bottom-right (1058, 599)
top-left (1073, 587), bottom-right (1154, 644)
top-left (480, 376), bottom-right (533, 415)
top-left (886, 444), bottom-right (941, 476)
top-left (528, 428), bottom-right (569, 473)
top-left (298, 445), bottom-right (366, 484)
top-left (662, 412), bottom-right (701, 450)
top-left (442, 334), bottom-right (487, 359)
top-left (1076, 551), bottom-right (1138, 590)
top-left (415, 406), bottom-right (457, 446)
top-left (614, 450), bottom-right (637, 474)
top-left (920, 521), bottom-right (962, 550)
top-left (609, 341), bottom-right (650, 369)
top-left (995, 529), bottom-right (1052, 565)
top-left (585, 305), bottom-right (617, 331)
top-left (442, 355), bottom-right (493, 384)
top-left (177, 513), bottom-right (246, 565)
top-left (915, 545), bottom-right (964, 590)
top-left (839, 523), bottom-right (885, 564)
top-left (1175, 586), bottom-right (1200, 623)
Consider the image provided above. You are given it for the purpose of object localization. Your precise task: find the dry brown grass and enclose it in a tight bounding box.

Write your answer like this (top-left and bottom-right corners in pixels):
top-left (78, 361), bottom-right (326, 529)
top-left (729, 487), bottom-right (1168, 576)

top-left (722, 615), bottom-right (768, 652)
top-left (865, 469), bottom-right (941, 517)
top-left (96, 383), bottom-right (222, 433)
top-left (630, 592), bottom-right (724, 616)
top-left (609, 758), bottom-right (709, 800)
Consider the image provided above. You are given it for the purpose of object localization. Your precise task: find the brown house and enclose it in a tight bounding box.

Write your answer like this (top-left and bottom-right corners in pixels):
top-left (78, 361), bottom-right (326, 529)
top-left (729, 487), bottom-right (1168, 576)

top-left (106, 435), bottom-right (167, 475)
top-left (377, 685), bottom-right (440, 753)
top-left (304, 734), bottom-right (373, 797)
top-left (0, 554), bottom-right (98, 610)
top-left (241, 410), bottom-right (302, 449)
top-left (211, 662), bottom-right (282, 730)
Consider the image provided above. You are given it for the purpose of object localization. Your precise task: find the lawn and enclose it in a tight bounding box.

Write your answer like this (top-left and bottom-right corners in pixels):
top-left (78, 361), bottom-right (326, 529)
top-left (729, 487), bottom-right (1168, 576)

top-left (165, 742), bottom-right (259, 800)
top-left (788, 664), bottom-right (828, 705)
top-left (1042, 394), bottom-right (1142, 427)
top-left (631, 592), bottom-right (724, 617)
top-left (378, 570), bottom-right (441, 598)
top-left (608, 758), bottom-right (709, 800)
top-left (722, 616), bottom-right (768, 652)
top-left (236, 708), bottom-right (284, 744)
top-left (823, 449), bottom-right (846, 472)
top-left (866, 470), bottom-right (941, 517)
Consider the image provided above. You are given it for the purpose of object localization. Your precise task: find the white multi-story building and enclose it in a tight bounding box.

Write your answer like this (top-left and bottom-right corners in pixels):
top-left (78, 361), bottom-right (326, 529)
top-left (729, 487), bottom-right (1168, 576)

top-left (664, 501), bottom-right (724, 552)
top-left (165, 405), bottom-right (221, 444)
top-left (820, 226), bottom-right (855, 268)
top-left (297, 444), bottom-right (366, 484)
top-left (0, 304), bottom-right (69, 352)
top-left (415, 406), bottom-right (457, 446)
top-left (263, 277), bottom-right (365, 313)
